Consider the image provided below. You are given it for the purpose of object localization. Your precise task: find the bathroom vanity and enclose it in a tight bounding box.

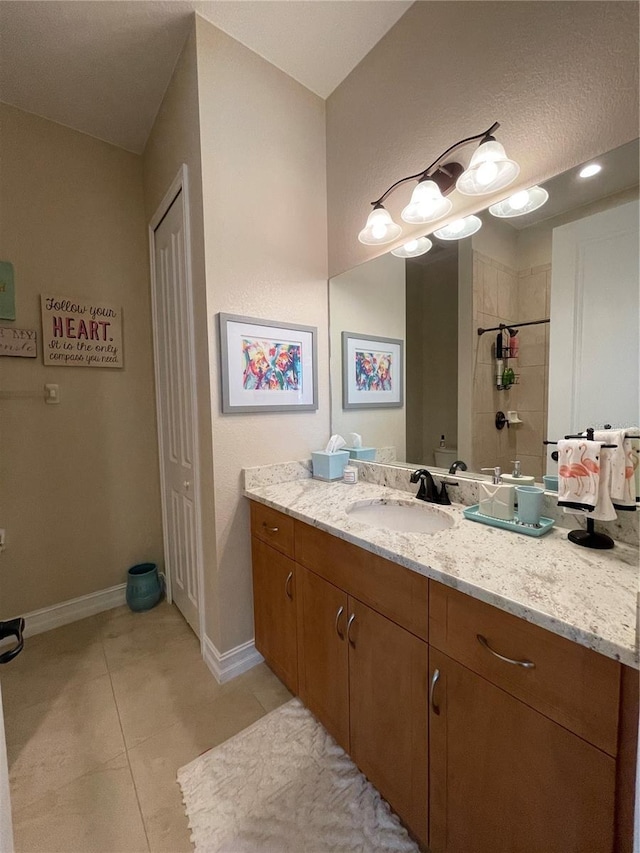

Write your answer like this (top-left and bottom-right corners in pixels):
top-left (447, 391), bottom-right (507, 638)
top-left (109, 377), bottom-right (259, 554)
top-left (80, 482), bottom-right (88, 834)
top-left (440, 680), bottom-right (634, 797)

top-left (246, 474), bottom-right (638, 853)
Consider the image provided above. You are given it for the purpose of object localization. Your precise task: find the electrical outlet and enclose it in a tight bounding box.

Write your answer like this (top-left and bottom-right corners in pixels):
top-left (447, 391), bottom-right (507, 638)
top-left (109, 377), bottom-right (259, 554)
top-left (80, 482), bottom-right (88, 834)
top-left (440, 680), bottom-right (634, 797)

top-left (0, 529), bottom-right (5, 553)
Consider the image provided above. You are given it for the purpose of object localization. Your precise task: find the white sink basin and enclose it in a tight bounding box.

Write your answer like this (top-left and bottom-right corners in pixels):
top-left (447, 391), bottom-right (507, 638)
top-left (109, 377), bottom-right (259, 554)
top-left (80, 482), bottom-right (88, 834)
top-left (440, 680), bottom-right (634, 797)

top-left (347, 500), bottom-right (455, 534)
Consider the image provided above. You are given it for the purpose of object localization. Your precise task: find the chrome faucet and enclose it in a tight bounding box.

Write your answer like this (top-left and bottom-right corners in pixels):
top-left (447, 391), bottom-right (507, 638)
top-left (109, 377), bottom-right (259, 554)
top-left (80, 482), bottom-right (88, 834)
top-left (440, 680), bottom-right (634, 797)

top-left (410, 469), bottom-right (456, 506)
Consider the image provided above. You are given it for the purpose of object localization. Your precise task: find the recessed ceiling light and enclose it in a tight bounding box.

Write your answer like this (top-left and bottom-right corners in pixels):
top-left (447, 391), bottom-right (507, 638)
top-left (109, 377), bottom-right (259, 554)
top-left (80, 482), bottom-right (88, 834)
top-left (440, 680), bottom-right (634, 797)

top-left (579, 163), bottom-right (602, 179)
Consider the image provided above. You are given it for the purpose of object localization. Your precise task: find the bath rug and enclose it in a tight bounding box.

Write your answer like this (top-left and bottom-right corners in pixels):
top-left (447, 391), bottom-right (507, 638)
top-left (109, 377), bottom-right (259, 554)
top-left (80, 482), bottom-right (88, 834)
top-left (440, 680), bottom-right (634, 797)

top-left (177, 698), bottom-right (419, 852)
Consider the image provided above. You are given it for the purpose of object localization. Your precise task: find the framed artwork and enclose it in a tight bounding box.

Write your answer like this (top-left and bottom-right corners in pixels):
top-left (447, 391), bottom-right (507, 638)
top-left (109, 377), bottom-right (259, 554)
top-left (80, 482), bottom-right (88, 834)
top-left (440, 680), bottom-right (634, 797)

top-left (342, 331), bottom-right (403, 409)
top-left (218, 313), bottom-right (318, 413)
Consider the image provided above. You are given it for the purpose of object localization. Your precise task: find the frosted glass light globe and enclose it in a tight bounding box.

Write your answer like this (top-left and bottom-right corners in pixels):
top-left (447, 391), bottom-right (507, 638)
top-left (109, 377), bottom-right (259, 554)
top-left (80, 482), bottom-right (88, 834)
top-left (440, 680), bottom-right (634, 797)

top-left (456, 139), bottom-right (520, 196)
top-left (391, 236), bottom-right (433, 258)
top-left (401, 180), bottom-right (452, 224)
top-left (488, 186), bottom-right (549, 218)
top-left (358, 206), bottom-right (402, 245)
top-left (434, 215), bottom-right (482, 240)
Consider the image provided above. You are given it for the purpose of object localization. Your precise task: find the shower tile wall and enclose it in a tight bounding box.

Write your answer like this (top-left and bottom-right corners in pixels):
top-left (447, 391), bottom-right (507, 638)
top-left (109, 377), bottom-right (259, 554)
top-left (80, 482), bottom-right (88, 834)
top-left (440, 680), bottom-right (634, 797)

top-left (471, 252), bottom-right (550, 479)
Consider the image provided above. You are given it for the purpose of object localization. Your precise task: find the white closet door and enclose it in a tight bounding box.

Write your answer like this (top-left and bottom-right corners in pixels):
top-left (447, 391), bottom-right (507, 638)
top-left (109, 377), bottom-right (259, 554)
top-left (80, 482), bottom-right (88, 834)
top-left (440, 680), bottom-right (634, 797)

top-left (153, 189), bottom-right (201, 635)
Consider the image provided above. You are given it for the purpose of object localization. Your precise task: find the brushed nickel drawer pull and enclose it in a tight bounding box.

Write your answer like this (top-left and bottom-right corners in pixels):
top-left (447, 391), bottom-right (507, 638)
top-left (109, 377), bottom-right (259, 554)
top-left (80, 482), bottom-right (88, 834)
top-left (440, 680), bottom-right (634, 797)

top-left (335, 606), bottom-right (345, 640)
top-left (285, 571), bottom-right (293, 600)
top-left (263, 523), bottom-right (279, 533)
top-left (346, 613), bottom-right (356, 647)
top-left (430, 668), bottom-right (441, 715)
top-left (477, 634), bottom-right (535, 669)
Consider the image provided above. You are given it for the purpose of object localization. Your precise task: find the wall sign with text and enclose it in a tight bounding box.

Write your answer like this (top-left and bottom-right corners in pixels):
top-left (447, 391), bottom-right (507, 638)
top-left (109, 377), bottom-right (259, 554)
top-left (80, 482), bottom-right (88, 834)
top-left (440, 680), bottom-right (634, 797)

top-left (40, 296), bottom-right (123, 368)
top-left (0, 327), bottom-right (37, 358)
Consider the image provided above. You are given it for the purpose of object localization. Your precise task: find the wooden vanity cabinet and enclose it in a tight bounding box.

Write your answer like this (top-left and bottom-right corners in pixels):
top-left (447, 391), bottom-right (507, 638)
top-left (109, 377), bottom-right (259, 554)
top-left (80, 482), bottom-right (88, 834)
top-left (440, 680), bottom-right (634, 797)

top-left (428, 647), bottom-right (616, 853)
top-left (250, 501), bottom-right (634, 853)
top-left (297, 566), bottom-right (350, 751)
top-left (428, 582), bottom-right (623, 853)
top-left (250, 501), bottom-right (299, 693)
top-left (296, 562), bottom-right (429, 846)
top-left (250, 503), bottom-right (429, 847)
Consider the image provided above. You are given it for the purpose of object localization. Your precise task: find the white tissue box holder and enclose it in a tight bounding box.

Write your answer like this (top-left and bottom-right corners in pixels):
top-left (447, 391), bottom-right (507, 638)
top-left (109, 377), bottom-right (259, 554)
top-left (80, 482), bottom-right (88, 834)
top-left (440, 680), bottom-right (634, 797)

top-left (311, 450), bottom-right (350, 481)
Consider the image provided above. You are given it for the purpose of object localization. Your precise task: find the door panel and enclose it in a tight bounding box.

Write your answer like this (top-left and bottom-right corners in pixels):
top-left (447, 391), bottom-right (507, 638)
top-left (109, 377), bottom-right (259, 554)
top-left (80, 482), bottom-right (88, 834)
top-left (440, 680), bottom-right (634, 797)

top-left (251, 538), bottom-right (298, 693)
top-left (348, 598), bottom-right (428, 847)
top-left (429, 649), bottom-right (616, 853)
top-left (153, 190), bottom-right (200, 634)
top-left (298, 566), bottom-right (349, 752)
top-left (0, 684), bottom-right (13, 853)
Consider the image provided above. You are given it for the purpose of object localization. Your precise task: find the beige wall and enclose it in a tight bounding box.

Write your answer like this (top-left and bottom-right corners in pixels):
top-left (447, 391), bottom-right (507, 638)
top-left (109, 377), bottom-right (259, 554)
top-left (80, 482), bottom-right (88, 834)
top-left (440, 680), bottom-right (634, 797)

top-left (0, 104), bottom-right (163, 617)
top-left (142, 26), bottom-right (221, 645)
top-left (326, 1), bottom-right (639, 277)
top-left (195, 17), bottom-right (329, 652)
top-left (330, 252), bottom-right (405, 457)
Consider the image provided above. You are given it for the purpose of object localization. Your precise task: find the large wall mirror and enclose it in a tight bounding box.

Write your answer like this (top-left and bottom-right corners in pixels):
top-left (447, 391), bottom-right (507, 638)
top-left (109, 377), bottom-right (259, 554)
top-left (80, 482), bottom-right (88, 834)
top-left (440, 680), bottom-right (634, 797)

top-left (329, 139), bottom-right (639, 480)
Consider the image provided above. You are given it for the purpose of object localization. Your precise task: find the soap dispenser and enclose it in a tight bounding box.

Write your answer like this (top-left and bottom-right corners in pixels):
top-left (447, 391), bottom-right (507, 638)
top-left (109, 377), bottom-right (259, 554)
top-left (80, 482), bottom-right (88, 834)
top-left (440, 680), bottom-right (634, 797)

top-left (479, 467), bottom-right (516, 521)
top-left (501, 461), bottom-right (535, 486)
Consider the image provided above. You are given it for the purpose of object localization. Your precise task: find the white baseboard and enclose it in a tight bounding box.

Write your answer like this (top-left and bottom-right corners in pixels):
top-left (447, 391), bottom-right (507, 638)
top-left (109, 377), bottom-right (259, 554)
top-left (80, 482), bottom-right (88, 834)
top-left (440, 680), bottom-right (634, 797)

top-left (202, 634), bottom-right (264, 684)
top-left (21, 583), bottom-right (127, 637)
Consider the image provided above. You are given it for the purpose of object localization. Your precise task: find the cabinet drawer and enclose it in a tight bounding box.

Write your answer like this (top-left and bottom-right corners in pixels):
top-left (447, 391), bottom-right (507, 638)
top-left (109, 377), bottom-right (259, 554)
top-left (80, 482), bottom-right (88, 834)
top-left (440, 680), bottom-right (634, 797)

top-left (295, 520), bottom-right (428, 641)
top-left (250, 502), bottom-right (295, 559)
top-left (429, 582), bottom-right (620, 756)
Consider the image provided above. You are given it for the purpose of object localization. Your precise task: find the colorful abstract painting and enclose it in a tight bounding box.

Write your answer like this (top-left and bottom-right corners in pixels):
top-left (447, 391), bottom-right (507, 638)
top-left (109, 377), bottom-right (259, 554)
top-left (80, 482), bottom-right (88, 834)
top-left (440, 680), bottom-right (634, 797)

top-left (242, 338), bottom-right (301, 391)
top-left (354, 349), bottom-right (393, 391)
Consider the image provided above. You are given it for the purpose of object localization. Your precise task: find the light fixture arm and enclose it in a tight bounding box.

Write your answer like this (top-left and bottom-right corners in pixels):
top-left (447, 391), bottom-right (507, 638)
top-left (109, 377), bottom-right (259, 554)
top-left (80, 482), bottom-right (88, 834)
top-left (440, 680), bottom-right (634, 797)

top-left (371, 121), bottom-right (500, 207)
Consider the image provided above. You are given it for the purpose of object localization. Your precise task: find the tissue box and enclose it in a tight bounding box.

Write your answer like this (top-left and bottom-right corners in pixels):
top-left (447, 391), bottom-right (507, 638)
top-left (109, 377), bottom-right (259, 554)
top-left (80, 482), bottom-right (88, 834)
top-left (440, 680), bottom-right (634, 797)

top-left (311, 450), bottom-right (350, 481)
top-left (346, 447), bottom-right (376, 461)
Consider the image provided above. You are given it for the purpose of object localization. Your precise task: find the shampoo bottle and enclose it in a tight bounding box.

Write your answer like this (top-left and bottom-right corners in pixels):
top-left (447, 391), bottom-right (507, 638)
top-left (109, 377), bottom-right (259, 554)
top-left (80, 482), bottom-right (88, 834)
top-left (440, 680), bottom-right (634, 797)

top-left (479, 467), bottom-right (515, 521)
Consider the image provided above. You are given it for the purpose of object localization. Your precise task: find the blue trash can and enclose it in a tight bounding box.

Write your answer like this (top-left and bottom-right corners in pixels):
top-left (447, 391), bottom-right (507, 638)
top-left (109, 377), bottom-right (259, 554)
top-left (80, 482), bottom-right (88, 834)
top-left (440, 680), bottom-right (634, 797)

top-left (126, 563), bottom-right (162, 612)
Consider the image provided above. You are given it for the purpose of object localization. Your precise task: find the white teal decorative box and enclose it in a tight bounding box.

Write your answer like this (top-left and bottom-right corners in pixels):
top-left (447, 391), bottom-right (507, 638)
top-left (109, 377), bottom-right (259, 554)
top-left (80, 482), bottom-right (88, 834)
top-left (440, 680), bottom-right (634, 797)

top-left (311, 450), bottom-right (350, 481)
top-left (346, 447), bottom-right (376, 461)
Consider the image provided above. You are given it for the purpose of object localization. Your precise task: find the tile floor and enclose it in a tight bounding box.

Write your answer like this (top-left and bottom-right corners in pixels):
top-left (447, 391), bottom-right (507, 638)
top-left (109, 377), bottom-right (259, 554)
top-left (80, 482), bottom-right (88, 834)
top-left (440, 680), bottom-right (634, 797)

top-left (0, 601), bottom-right (292, 853)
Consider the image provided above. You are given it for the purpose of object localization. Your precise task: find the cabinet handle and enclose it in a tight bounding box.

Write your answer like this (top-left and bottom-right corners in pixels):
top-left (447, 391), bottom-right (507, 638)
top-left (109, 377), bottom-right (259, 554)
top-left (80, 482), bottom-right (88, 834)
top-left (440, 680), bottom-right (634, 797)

top-left (476, 634), bottom-right (535, 669)
top-left (285, 571), bottom-right (293, 600)
top-left (346, 613), bottom-right (356, 647)
top-left (335, 606), bottom-right (345, 640)
top-left (430, 668), bottom-right (441, 715)
top-left (263, 523), bottom-right (279, 533)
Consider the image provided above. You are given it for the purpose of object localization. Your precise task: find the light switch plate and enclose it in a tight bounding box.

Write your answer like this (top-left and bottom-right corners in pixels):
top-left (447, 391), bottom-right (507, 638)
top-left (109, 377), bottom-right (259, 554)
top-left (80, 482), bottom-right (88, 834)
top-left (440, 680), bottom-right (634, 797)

top-left (45, 383), bottom-right (60, 404)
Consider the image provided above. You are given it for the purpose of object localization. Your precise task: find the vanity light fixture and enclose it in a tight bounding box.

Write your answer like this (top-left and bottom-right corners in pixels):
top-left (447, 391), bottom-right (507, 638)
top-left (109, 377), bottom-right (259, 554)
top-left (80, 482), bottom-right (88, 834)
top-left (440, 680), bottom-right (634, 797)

top-left (357, 204), bottom-right (403, 245)
top-left (357, 122), bottom-right (519, 245)
top-left (489, 185), bottom-right (549, 218)
top-left (391, 236), bottom-right (433, 258)
top-left (579, 163), bottom-right (602, 179)
top-left (433, 215), bottom-right (482, 241)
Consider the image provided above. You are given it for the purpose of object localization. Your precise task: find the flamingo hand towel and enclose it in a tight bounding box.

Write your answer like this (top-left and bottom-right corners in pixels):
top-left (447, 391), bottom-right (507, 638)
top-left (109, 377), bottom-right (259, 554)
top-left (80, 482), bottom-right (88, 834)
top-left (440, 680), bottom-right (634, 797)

top-left (557, 439), bottom-right (601, 512)
top-left (593, 428), bottom-right (639, 510)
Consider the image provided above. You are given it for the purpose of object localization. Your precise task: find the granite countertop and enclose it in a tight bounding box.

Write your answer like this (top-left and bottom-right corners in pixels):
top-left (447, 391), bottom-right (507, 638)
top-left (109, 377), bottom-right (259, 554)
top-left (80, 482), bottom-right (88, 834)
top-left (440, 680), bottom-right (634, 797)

top-left (244, 477), bottom-right (639, 669)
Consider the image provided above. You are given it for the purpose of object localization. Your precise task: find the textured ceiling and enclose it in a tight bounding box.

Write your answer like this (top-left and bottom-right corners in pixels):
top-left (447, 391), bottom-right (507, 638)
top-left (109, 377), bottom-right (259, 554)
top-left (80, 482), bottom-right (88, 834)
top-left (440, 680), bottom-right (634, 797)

top-left (0, 1), bottom-right (412, 154)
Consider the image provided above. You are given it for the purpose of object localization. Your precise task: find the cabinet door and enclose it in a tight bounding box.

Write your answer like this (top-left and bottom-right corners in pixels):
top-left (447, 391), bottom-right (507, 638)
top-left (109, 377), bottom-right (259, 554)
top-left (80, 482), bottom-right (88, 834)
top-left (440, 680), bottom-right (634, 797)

top-left (298, 566), bottom-right (349, 752)
top-left (251, 537), bottom-right (298, 693)
top-left (429, 648), bottom-right (616, 853)
top-left (348, 598), bottom-right (428, 848)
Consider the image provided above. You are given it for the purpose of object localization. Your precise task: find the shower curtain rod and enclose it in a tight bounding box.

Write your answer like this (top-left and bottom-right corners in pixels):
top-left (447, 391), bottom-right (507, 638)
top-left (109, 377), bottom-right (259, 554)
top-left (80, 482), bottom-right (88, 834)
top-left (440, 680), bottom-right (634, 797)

top-left (477, 318), bottom-right (550, 336)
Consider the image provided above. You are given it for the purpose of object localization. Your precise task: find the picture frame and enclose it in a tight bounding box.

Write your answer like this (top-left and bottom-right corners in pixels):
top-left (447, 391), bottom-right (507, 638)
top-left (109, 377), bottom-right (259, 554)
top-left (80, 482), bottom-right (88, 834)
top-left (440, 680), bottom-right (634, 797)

top-left (342, 331), bottom-right (403, 410)
top-left (218, 313), bottom-right (318, 413)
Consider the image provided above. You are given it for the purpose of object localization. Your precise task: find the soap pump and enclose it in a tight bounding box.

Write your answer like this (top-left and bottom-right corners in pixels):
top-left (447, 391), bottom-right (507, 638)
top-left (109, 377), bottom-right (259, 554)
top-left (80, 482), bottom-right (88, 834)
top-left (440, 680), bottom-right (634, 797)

top-left (479, 466), bottom-right (516, 521)
top-left (501, 460), bottom-right (535, 486)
